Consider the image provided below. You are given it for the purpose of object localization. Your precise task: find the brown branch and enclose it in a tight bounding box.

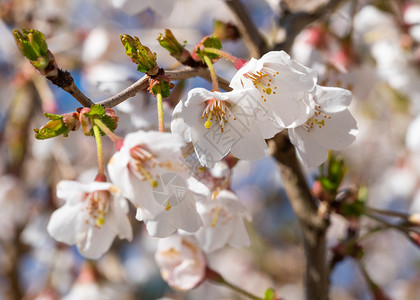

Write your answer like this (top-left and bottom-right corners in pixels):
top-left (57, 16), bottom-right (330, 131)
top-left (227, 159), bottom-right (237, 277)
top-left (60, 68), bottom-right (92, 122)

top-left (273, 0), bottom-right (347, 53)
top-left (98, 67), bottom-right (232, 108)
top-left (47, 69), bottom-right (94, 107)
top-left (268, 132), bottom-right (329, 300)
top-left (225, 0), bottom-right (269, 58)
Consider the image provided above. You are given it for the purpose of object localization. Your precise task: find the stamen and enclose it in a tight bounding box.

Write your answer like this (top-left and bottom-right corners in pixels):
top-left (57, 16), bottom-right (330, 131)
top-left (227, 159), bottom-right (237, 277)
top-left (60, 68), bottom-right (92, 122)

top-left (202, 98), bottom-right (234, 133)
top-left (205, 112), bottom-right (212, 129)
top-left (96, 211), bottom-right (105, 226)
top-left (303, 105), bottom-right (331, 132)
top-left (137, 163), bottom-right (158, 187)
top-left (210, 206), bottom-right (221, 228)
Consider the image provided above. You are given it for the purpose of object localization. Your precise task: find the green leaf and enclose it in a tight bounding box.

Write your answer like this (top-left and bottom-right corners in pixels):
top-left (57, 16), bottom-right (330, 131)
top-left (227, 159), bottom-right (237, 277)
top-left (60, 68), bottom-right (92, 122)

top-left (152, 81), bottom-right (171, 98)
top-left (342, 199), bottom-right (365, 218)
top-left (44, 112), bottom-right (64, 120)
top-left (85, 104), bottom-right (105, 117)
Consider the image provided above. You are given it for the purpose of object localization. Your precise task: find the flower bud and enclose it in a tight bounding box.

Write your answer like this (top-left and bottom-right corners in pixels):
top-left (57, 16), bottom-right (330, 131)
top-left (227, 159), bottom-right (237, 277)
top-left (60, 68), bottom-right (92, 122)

top-left (13, 29), bottom-right (48, 61)
top-left (34, 112), bottom-right (80, 140)
top-left (158, 29), bottom-right (186, 60)
top-left (13, 29), bottom-right (58, 76)
top-left (213, 20), bottom-right (240, 41)
top-left (120, 34), bottom-right (158, 75)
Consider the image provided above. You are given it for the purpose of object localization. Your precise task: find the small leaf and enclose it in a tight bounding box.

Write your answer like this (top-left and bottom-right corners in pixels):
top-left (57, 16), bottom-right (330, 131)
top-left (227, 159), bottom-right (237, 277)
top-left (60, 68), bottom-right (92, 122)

top-left (44, 112), bottom-right (64, 120)
top-left (85, 104), bottom-right (105, 117)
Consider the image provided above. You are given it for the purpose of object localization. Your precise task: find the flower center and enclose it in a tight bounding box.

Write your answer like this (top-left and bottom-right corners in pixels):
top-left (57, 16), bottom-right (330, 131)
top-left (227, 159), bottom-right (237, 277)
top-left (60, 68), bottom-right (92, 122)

top-left (84, 190), bottom-right (111, 227)
top-left (201, 98), bottom-right (235, 133)
top-left (129, 146), bottom-right (158, 187)
top-left (303, 105), bottom-right (331, 132)
top-left (243, 68), bottom-right (278, 102)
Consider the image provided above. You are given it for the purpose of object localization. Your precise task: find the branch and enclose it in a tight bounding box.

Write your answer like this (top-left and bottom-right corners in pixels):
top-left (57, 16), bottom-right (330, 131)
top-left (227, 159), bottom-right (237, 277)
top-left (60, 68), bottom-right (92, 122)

top-left (98, 67), bottom-right (232, 108)
top-left (268, 132), bottom-right (329, 300)
top-left (273, 0), bottom-right (347, 53)
top-left (47, 69), bottom-right (94, 107)
top-left (225, 0), bottom-right (269, 58)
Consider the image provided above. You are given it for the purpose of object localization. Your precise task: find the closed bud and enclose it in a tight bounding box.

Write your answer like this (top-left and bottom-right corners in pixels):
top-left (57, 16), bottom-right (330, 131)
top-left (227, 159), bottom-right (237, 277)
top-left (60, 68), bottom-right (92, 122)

top-left (213, 20), bottom-right (240, 41)
top-left (34, 112), bottom-right (80, 140)
top-left (158, 29), bottom-right (186, 60)
top-left (13, 29), bottom-right (58, 76)
top-left (120, 34), bottom-right (158, 75)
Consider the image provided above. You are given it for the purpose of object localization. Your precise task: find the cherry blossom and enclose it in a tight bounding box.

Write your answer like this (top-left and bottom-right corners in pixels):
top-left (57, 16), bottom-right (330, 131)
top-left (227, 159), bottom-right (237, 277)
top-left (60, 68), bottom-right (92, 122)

top-left (155, 234), bottom-right (206, 291)
top-left (230, 50), bottom-right (317, 128)
top-left (47, 180), bottom-right (132, 259)
top-left (288, 85), bottom-right (358, 167)
top-left (107, 130), bottom-right (203, 237)
top-left (171, 88), bottom-right (271, 168)
top-left (195, 189), bottom-right (251, 253)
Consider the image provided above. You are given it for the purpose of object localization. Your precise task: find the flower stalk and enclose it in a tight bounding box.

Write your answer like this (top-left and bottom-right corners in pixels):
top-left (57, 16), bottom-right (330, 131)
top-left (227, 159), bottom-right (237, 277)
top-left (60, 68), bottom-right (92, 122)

top-left (92, 122), bottom-right (105, 178)
top-left (156, 89), bottom-right (165, 132)
top-left (93, 118), bottom-right (122, 144)
top-left (203, 47), bottom-right (246, 69)
top-left (202, 55), bottom-right (219, 91)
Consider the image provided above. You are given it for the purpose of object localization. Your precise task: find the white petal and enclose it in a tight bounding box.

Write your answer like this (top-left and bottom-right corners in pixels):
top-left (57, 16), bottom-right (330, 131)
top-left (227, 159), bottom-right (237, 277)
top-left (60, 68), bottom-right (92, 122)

top-left (78, 225), bottom-right (116, 259)
top-left (56, 181), bottom-right (85, 205)
top-left (313, 85), bottom-right (353, 113)
top-left (229, 58), bottom-right (259, 90)
top-left (171, 100), bottom-right (192, 143)
top-left (303, 109), bottom-right (358, 150)
top-left (289, 128), bottom-right (329, 167)
top-left (47, 203), bottom-right (85, 245)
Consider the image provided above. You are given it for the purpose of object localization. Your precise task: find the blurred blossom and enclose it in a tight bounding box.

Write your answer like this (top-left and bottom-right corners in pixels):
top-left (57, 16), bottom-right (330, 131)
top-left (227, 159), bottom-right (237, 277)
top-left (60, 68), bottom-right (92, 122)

top-left (47, 180), bottom-right (133, 259)
top-left (155, 234), bottom-right (206, 290)
top-left (195, 189), bottom-right (251, 253)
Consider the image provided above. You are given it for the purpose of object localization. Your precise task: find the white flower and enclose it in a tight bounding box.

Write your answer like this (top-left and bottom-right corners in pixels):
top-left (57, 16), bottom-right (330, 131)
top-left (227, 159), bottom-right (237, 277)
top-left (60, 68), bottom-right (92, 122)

top-left (155, 234), bottom-right (206, 291)
top-left (230, 50), bottom-right (317, 128)
top-left (171, 88), bottom-right (272, 168)
top-left (107, 130), bottom-right (203, 237)
top-left (111, 0), bottom-right (174, 17)
top-left (47, 180), bottom-right (132, 259)
top-left (289, 85), bottom-right (358, 167)
top-left (195, 190), bottom-right (251, 253)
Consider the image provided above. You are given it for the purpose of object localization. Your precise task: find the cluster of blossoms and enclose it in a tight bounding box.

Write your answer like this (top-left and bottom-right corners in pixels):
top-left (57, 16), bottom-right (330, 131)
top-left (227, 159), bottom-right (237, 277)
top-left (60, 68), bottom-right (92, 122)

top-left (173, 50), bottom-right (358, 168)
top-left (46, 50), bottom-right (357, 290)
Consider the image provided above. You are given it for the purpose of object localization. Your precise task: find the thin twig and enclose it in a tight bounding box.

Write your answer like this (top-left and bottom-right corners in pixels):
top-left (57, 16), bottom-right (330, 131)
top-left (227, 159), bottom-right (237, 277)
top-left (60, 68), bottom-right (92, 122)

top-left (268, 131), bottom-right (329, 300)
top-left (274, 0), bottom-right (347, 53)
top-left (97, 68), bottom-right (232, 108)
top-left (225, 0), bottom-right (269, 58)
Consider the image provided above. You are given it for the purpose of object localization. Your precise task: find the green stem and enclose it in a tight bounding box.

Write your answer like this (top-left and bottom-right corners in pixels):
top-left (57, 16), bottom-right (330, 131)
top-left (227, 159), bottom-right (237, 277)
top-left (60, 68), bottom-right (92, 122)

top-left (219, 279), bottom-right (263, 300)
top-left (156, 90), bottom-right (165, 132)
top-left (92, 122), bottom-right (104, 177)
top-left (203, 47), bottom-right (238, 64)
top-left (202, 55), bottom-right (219, 92)
top-left (93, 118), bottom-right (122, 143)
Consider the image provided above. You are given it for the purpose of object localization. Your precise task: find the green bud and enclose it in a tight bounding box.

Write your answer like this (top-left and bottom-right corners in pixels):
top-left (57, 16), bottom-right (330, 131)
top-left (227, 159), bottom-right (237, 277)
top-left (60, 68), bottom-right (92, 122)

top-left (318, 152), bottom-right (347, 194)
top-left (34, 112), bottom-right (80, 140)
top-left (158, 29), bottom-right (186, 60)
top-left (263, 288), bottom-right (277, 300)
top-left (120, 34), bottom-right (158, 75)
top-left (13, 29), bottom-right (48, 61)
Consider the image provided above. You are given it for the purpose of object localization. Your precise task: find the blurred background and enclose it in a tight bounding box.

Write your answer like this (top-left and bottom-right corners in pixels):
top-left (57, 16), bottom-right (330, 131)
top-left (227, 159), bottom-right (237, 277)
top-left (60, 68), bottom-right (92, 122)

top-left (2, 0), bottom-right (420, 299)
